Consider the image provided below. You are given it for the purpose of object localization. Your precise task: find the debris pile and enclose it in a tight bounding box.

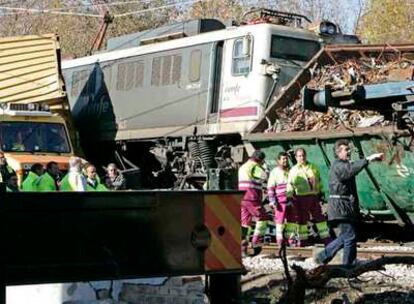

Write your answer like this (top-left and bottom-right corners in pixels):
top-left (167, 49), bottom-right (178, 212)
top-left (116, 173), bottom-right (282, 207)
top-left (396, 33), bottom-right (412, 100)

top-left (270, 56), bottom-right (414, 132)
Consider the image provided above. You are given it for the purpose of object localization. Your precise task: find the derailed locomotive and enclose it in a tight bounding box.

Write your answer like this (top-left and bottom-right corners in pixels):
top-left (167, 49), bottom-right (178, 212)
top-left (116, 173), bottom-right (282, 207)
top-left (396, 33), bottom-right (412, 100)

top-left (61, 9), bottom-right (358, 189)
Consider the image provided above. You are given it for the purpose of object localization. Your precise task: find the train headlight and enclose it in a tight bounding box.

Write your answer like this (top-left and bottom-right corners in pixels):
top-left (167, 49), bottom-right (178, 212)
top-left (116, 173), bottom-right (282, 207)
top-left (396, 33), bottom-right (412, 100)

top-left (327, 24), bottom-right (336, 35)
top-left (319, 21), bottom-right (337, 35)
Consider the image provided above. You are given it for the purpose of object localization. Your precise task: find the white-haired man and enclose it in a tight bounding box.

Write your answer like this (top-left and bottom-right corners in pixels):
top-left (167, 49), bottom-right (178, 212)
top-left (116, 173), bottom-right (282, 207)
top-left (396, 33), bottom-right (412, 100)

top-left (60, 156), bottom-right (87, 191)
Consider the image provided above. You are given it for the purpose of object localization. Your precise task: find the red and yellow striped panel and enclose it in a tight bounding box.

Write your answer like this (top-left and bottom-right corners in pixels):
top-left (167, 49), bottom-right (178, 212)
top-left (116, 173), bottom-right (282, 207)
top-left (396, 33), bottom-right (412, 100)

top-left (204, 194), bottom-right (242, 272)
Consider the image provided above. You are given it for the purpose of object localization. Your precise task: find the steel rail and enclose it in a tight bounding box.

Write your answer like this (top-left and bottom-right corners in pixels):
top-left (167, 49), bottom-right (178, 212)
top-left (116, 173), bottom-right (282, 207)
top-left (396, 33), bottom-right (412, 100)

top-left (260, 244), bottom-right (414, 259)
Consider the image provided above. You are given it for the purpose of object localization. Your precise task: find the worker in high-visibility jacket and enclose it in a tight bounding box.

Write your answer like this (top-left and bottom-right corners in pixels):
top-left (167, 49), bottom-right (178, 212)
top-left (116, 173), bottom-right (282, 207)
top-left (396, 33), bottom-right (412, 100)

top-left (238, 150), bottom-right (269, 256)
top-left (85, 163), bottom-right (108, 191)
top-left (287, 148), bottom-right (330, 247)
top-left (22, 163), bottom-right (44, 191)
top-left (36, 161), bottom-right (61, 191)
top-left (60, 156), bottom-right (87, 191)
top-left (267, 152), bottom-right (298, 246)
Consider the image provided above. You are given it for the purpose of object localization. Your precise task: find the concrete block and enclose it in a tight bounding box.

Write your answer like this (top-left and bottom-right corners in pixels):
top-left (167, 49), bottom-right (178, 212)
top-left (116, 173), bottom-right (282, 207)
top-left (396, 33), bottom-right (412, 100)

top-left (168, 287), bottom-right (187, 297)
top-left (146, 296), bottom-right (167, 304)
top-left (169, 298), bottom-right (187, 304)
top-left (165, 277), bottom-right (183, 287)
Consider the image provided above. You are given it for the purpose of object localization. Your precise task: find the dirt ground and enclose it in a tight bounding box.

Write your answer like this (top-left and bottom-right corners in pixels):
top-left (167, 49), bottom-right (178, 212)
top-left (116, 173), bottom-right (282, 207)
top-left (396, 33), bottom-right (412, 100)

top-left (241, 271), bottom-right (414, 303)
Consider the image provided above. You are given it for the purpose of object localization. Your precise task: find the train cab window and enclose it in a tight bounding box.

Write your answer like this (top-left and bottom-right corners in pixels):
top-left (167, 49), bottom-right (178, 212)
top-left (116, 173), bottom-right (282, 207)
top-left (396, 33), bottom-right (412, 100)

top-left (270, 35), bottom-right (320, 61)
top-left (189, 50), bottom-right (201, 82)
top-left (151, 57), bottom-right (162, 86)
top-left (232, 39), bottom-right (251, 76)
top-left (71, 69), bottom-right (89, 97)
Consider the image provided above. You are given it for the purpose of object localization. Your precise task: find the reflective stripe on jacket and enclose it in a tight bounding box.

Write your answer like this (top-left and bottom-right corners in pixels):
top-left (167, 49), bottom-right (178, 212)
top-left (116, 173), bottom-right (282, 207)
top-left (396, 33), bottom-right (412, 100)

top-left (60, 172), bottom-right (87, 191)
top-left (287, 162), bottom-right (321, 197)
top-left (238, 159), bottom-right (266, 202)
top-left (267, 167), bottom-right (289, 204)
top-left (21, 171), bottom-right (39, 191)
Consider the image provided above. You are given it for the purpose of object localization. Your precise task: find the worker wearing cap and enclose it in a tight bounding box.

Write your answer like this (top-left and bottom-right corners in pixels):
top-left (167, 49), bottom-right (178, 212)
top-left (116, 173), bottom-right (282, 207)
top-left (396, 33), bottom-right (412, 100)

top-left (267, 152), bottom-right (298, 246)
top-left (287, 148), bottom-right (330, 247)
top-left (238, 150), bottom-right (269, 256)
top-left (314, 139), bottom-right (383, 265)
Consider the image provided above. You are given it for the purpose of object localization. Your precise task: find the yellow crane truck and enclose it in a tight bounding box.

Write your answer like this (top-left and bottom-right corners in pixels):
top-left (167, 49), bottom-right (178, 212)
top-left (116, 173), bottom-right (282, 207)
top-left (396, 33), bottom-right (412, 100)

top-left (0, 34), bottom-right (77, 184)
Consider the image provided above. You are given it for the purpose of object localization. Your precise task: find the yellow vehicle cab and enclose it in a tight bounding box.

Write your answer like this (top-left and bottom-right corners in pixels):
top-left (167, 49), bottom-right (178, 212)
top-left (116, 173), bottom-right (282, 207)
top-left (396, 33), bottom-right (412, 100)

top-left (1, 103), bottom-right (74, 185)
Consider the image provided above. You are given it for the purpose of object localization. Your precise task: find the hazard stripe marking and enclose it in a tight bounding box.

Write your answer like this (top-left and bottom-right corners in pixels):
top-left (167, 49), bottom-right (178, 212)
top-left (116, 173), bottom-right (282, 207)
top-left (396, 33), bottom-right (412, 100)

top-left (205, 248), bottom-right (225, 270)
top-left (205, 204), bottom-right (241, 264)
top-left (218, 194), bottom-right (241, 220)
top-left (204, 195), bottom-right (242, 271)
top-left (206, 195), bottom-right (240, 242)
top-left (207, 233), bottom-right (240, 269)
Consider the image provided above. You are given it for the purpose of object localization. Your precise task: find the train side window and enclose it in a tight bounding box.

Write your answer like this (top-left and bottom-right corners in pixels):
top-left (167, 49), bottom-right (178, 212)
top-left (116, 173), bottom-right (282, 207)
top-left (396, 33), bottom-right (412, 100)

top-left (116, 63), bottom-right (127, 90)
top-left (189, 50), bottom-right (201, 83)
top-left (125, 63), bottom-right (135, 90)
top-left (232, 39), bottom-right (250, 75)
top-left (151, 57), bottom-right (161, 86)
top-left (172, 55), bottom-right (182, 85)
top-left (162, 55), bottom-right (172, 86)
top-left (135, 61), bottom-right (144, 88)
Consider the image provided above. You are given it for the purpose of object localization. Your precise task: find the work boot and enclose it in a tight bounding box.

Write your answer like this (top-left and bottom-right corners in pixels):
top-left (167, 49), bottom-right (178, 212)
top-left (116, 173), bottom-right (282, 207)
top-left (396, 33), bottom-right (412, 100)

top-left (313, 249), bottom-right (328, 266)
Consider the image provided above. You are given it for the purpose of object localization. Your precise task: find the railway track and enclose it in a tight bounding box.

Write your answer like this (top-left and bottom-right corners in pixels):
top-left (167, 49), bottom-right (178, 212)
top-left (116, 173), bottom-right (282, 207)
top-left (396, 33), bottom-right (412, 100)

top-left (259, 243), bottom-right (414, 259)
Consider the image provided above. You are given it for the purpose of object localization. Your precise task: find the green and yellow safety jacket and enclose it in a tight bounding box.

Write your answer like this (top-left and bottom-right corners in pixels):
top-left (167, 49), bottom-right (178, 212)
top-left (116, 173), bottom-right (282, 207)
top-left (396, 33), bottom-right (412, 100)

top-left (287, 162), bottom-right (322, 197)
top-left (86, 179), bottom-right (108, 192)
top-left (21, 171), bottom-right (40, 191)
top-left (36, 172), bottom-right (58, 191)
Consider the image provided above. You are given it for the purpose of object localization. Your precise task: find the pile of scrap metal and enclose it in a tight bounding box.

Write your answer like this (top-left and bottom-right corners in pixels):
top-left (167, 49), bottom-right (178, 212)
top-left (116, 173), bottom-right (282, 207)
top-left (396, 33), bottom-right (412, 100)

top-left (264, 45), bottom-right (414, 133)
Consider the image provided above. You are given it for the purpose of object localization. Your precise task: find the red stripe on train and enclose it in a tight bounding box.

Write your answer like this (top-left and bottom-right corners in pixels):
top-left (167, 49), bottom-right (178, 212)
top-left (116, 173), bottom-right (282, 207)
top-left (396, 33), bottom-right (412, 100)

top-left (220, 106), bottom-right (258, 118)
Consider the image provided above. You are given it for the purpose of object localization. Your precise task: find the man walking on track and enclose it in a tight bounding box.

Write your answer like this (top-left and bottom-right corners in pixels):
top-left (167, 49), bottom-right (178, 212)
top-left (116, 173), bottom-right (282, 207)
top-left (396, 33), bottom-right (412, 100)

top-left (267, 152), bottom-right (297, 246)
top-left (315, 139), bottom-right (383, 265)
top-left (238, 150), bottom-right (269, 256)
top-left (287, 148), bottom-right (330, 246)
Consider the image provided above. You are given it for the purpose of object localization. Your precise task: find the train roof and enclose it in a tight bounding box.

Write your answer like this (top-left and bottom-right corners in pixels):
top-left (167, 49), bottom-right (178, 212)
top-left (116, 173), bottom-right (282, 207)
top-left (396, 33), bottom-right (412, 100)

top-left (62, 22), bottom-right (320, 69)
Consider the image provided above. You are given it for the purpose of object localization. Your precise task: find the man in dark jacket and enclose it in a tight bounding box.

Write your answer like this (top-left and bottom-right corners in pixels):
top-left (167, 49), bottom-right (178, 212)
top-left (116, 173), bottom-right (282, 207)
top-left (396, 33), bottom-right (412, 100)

top-left (0, 151), bottom-right (15, 184)
top-left (315, 139), bottom-right (383, 265)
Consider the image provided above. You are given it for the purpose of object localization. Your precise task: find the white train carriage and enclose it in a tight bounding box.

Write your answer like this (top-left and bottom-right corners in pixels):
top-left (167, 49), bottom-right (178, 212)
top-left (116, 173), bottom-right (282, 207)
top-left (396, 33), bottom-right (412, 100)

top-left (61, 10), bottom-right (358, 188)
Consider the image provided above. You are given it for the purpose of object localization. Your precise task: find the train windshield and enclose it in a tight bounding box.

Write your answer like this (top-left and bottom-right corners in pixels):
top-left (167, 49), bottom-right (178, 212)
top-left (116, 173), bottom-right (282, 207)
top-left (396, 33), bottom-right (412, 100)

top-left (270, 35), bottom-right (321, 61)
top-left (0, 122), bottom-right (71, 153)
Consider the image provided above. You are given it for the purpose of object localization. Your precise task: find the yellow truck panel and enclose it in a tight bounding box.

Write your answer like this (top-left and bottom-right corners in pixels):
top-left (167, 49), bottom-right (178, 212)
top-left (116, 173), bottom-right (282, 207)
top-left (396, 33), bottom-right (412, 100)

top-left (0, 34), bottom-right (66, 104)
